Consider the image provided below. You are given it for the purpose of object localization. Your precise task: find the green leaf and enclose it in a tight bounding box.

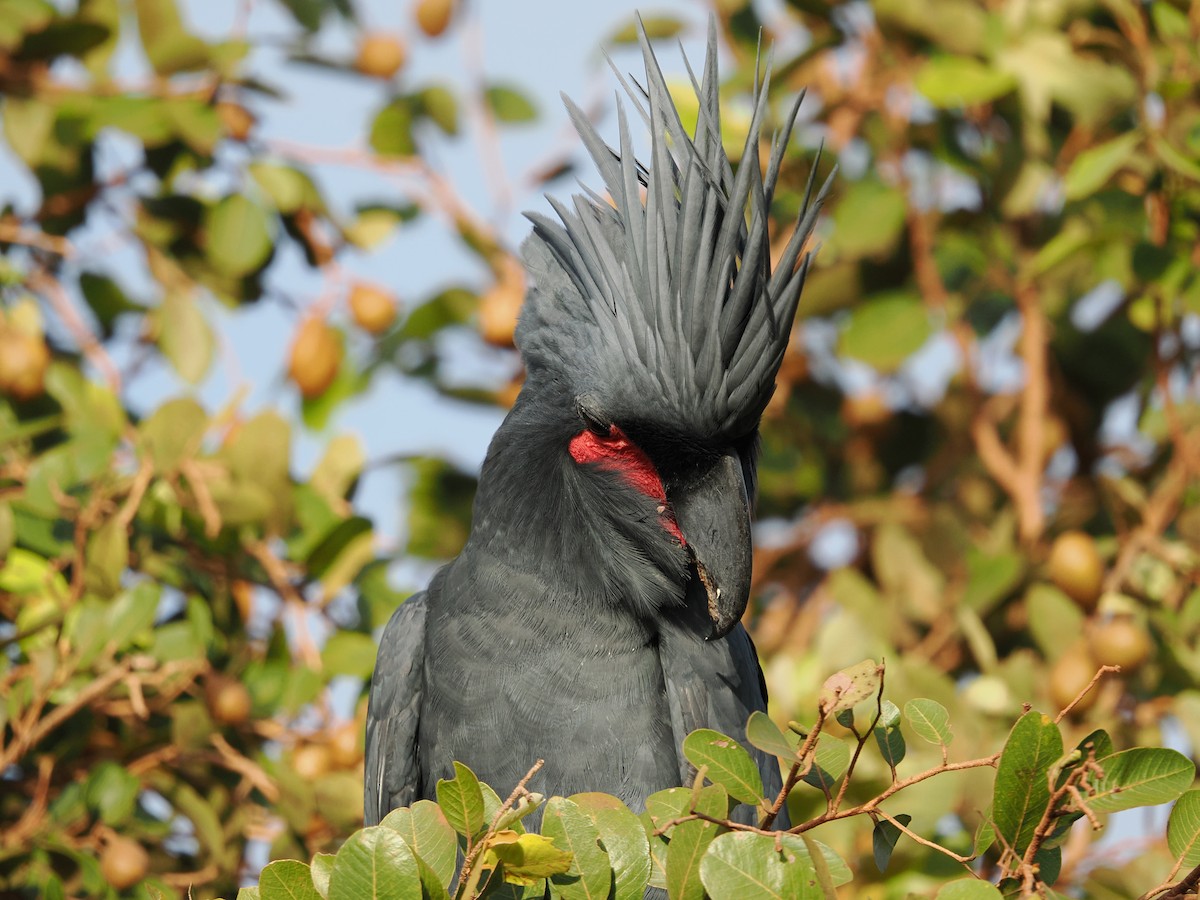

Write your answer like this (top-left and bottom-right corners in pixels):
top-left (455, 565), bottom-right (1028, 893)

top-left (1152, 135), bottom-right (1200, 182)
top-left (540, 796), bottom-right (612, 900)
top-left (134, 0), bottom-right (208, 74)
top-left (817, 659), bottom-right (882, 714)
top-left (1026, 584), bottom-right (1086, 661)
top-left (745, 711), bottom-right (798, 760)
top-left (665, 783), bottom-right (728, 900)
top-left (106, 582), bottom-right (160, 652)
top-left (643, 787), bottom-right (691, 889)
top-left (1087, 748), bottom-right (1195, 813)
top-left (259, 859), bottom-right (322, 900)
top-left (872, 814), bottom-right (911, 873)
top-left (491, 833), bottom-right (574, 885)
top-left (0, 501), bottom-right (13, 559)
top-left (370, 98), bottom-right (417, 158)
top-left (485, 84), bottom-right (537, 123)
top-left (328, 826), bottom-right (420, 899)
top-left (83, 518), bottom-right (127, 598)
top-left (838, 293), bottom-right (931, 373)
top-left (2, 95), bottom-right (54, 165)
top-left (435, 761), bottom-right (486, 838)
top-left (915, 56), bottom-right (1017, 107)
top-left (829, 179), bottom-right (907, 261)
top-left (904, 699), bottom-right (953, 746)
top-left (1063, 132), bottom-right (1141, 200)
top-left (321, 630), bottom-right (380, 678)
top-left (138, 397), bottom-right (207, 472)
top-left (804, 839), bottom-right (852, 887)
top-left (570, 793), bottom-right (651, 900)
top-left (962, 550), bottom-right (1024, 615)
top-left (993, 710), bottom-right (1063, 857)
top-left (250, 162), bottom-right (321, 214)
top-left (343, 208), bottom-right (401, 250)
top-left (80, 272), bottom-right (140, 336)
top-left (873, 700), bottom-right (906, 770)
top-left (158, 292), bottom-right (214, 384)
top-left (699, 832), bottom-right (828, 900)
top-left (310, 853), bottom-right (334, 898)
top-left (800, 734), bottom-right (850, 793)
top-left (380, 799), bottom-right (458, 888)
top-left (682, 729), bottom-right (765, 805)
top-left (165, 98), bottom-right (221, 154)
top-left (416, 84), bottom-right (458, 135)
top-left (205, 194), bottom-right (273, 277)
top-left (85, 762), bottom-right (139, 826)
top-left (1168, 790), bottom-right (1200, 867)
top-left (0, 0), bottom-right (54, 52)
top-left (936, 880), bottom-right (1004, 900)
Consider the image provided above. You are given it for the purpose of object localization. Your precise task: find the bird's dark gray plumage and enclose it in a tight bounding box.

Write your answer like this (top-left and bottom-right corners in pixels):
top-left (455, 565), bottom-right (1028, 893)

top-left (365, 18), bottom-right (828, 832)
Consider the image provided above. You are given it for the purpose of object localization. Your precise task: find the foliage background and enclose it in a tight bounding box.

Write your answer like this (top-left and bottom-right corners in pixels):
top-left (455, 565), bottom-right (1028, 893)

top-left (1, 0), bottom-right (1198, 896)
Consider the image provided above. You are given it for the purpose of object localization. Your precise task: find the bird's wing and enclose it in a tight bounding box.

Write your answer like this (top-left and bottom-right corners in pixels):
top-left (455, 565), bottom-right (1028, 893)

top-left (363, 591), bottom-right (428, 825)
top-left (660, 618), bottom-right (785, 827)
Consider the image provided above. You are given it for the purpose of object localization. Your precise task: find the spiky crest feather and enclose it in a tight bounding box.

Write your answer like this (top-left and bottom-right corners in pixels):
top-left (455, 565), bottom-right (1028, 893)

top-left (517, 17), bottom-right (832, 439)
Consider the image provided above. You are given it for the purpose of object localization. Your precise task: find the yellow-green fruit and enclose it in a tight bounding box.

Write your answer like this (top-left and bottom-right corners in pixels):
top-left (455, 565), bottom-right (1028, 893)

top-left (349, 283), bottom-right (398, 335)
top-left (206, 676), bottom-right (252, 725)
top-left (1049, 645), bottom-right (1100, 715)
top-left (1047, 531), bottom-right (1104, 611)
top-left (0, 327), bottom-right (50, 400)
top-left (415, 0), bottom-right (454, 37)
top-left (478, 261), bottom-right (525, 347)
top-left (287, 317), bottom-right (342, 399)
top-left (329, 721), bottom-right (363, 768)
top-left (1090, 618), bottom-right (1152, 672)
top-left (100, 837), bottom-right (150, 890)
top-left (292, 743), bottom-right (332, 780)
top-left (355, 33), bottom-right (407, 79)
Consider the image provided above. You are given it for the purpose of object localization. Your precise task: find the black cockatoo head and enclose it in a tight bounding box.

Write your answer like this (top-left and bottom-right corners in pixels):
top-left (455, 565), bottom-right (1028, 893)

top-left (500, 19), bottom-right (827, 637)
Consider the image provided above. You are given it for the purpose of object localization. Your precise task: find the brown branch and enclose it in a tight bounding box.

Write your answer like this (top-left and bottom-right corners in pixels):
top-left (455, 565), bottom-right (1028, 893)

top-left (115, 455), bottom-right (155, 531)
top-left (159, 863), bottom-right (220, 889)
top-left (1013, 277), bottom-right (1049, 544)
top-left (874, 808), bottom-right (977, 869)
top-left (0, 755), bottom-right (54, 848)
top-left (1054, 665), bottom-right (1120, 723)
top-left (179, 459), bottom-right (223, 539)
top-left (1140, 862), bottom-right (1200, 900)
top-left (830, 663), bottom-right (889, 815)
top-left (26, 269), bottom-right (121, 392)
top-left (209, 733), bottom-right (279, 802)
top-left (971, 407), bottom-right (1022, 502)
top-left (790, 753), bottom-right (1002, 835)
top-left (760, 706), bottom-right (827, 829)
top-left (245, 540), bottom-right (322, 671)
top-left (0, 657), bottom-right (135, 770)
top-left (0, 218), bottom-right (75, 258)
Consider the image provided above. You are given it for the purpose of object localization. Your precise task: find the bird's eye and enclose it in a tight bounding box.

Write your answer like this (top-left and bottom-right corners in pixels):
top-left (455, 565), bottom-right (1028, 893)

top-left (577, 403), bottom-right (611, 437)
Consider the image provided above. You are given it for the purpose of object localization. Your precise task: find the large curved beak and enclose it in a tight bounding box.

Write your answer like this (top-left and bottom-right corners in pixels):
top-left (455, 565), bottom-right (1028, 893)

top-left (670, 449), bottom-right (753, 640)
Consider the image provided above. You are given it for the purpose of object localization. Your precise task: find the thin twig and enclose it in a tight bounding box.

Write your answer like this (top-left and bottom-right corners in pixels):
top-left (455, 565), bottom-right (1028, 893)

top-left (1054, 665), bottom-right (1120, 724)
top-left (27, 269), bottom-right (122, 392)
top-left (0, 658), bottom-right (135, 770)
top-left (455, 759), bottom-right (545, 898)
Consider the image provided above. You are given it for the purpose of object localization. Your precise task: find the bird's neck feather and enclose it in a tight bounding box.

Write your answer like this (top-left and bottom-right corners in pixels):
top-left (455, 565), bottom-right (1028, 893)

top-left (462, 394), bottom-right (688, 619)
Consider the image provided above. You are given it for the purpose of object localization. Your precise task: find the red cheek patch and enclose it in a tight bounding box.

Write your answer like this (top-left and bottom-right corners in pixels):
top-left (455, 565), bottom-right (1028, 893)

top-left (568, 425), bottom-right (685, 544)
